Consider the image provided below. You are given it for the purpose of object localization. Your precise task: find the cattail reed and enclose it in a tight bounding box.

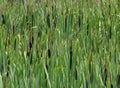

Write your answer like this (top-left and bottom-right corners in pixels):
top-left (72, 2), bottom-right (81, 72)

top-left (108, 1), bottom-right (111, 15)
top-left (40, 47), bottom-right (44, 58)
top-left (74, 43), bottom-right (78, 80)
top-left (109, 51), bottom-right (111, 61)
top-left (52, 5), bottom-right (57, 28)
top-left (27, 34), bottom-right (34, 64)
top-left (110, 73), bottom-right (113, 88)
top-left (78, 7), bottom-right (81, 29)
top-left (53, 14), bottom-right (57, 28)
top-left (46, 61), bottom-right (48, 71)
top-left (70, 45), bottom-right (72, 70)
top-left (64, 14), bottom-right (68, 33)
top-left (109, 1), bottom-right (112, 39)
top-left (36, 30), bottom-right (42, 58)
top-left (109, 26), bottom-right (112, 39)
top-left (26, 4), bottom-right (35, 65)
top-left (47, 14), bottom-right (50, 28)
top-left (75, 68), bottom-right (77, 80)
top-left (48, 48), bottom-right (51, 58)
top-left (27, 30), bottom-right (34, 55)
top-left (13, 25), bottom-right (16, 50)
top-left (45, 46), bottom-right (51, 87)
top-left (109, 23), bottom-right (112, 40)
top-left (38, 29), bottom-right (42, 37)
top-left (85, 78), bottom-right (88, 88)
top-left (12, 25), bottom-right (15, 35)
top-left (117, 74), bottom-right (120, 88)
top-left (46, 39), bottom-right (51, 70)
top-left (2, 14), bottom-right (5, 25)
top-left (114, 45), bottom-right (116, 63)
top-left (46, 48), bottom-right (51, 70)
top-left (30, 13), bottom-right (34, 52)
top-left (14, 38), bottom-right (16, 50)
top-left (26, 15), bottom-right (28, 27)
top-left (32, 14), bottom-right (34, 27)
top-left (7, 55), bottom-right (10, 77)
top-left (78, 15), bottom-right (81, 29)
top-left (87, 19), bottom-right (89, 35)
top-left (111, 84), bottom-right (113, 88)
top-left (104, 67), bottom-right (108, 86)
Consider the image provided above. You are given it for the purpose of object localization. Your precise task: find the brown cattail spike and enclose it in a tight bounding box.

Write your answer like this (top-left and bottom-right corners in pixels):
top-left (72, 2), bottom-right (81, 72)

top-left (114, 45), bottom-right (116, 63)
top-left (117, 74), bottom-right (120, 88)
top-left (47, 14), bottom-right (50, 28)
top-left (2, 14), bottom-right (5, 25)
top-left (70, 45), bottom-right (72, 70)
top-left (85, 79), bottom-right (88, 88)
top-left (104, 67), bottom-right (108, 86)
top-left (7, 56), bottom-right (10, 77)
top-left (64, 15), bottom-right (68, 32)
top-left (75, 68), bottom-right (77, 80)
top-left (30, 35), bottom-right (34, 64)
top-left (46, 48), bottom-right (51, 71)
top-left (78, 15), bottom-right (81, 29)
top-left (87, 19), bottom-right (89, 35)
top-left (111, 84), bottom-right (113, 88)
top-left (109, 26), bottom-right (112, 39)
top-left (26, 15), bottom-right (29, 27)
top-left (110, 72), bottom-right (113, 88)
top-left (48, 49), bottom-right (51, 58)
top-left (32, 14), bottom-right (34, 27)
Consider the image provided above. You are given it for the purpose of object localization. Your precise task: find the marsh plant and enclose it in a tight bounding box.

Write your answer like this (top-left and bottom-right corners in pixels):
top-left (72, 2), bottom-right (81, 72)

top-left (0, 0), bottom-right (120, 88)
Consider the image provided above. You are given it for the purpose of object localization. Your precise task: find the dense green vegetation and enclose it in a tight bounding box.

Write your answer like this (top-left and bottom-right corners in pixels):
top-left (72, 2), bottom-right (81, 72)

top-left (0, 0), bottom-right (120, 88)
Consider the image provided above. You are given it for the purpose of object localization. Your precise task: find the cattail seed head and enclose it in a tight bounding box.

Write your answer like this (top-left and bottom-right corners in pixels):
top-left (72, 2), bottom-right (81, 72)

top-left (2, 14), bottom-right (5, 25)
